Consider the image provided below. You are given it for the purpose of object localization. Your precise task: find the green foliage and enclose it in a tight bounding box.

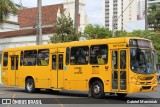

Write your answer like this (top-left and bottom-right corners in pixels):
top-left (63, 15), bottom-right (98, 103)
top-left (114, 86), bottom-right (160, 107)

top-left (147, 32), bottom-right (160, 62)
top-left (84, 24), bottom-right (112, 39)
top-left (148, 3), bottom-right (160, 30)
top-left (128, 30), bottom-right (151, 38)
top-left (0, 0), bottom-right (18, 23)
top-left (49, 11), bottom-right (80, 43)
top-left (114, 30), bottom-right (128, 37)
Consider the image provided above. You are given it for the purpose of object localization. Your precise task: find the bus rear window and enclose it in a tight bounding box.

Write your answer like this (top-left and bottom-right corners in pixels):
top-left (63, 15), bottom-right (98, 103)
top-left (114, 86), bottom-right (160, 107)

top-left (3, 52), bottom-right (8, 66)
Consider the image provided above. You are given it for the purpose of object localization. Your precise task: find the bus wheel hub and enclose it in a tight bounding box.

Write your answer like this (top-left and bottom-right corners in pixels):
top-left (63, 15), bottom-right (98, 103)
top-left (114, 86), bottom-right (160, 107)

top-left (94, 85), bottom-right (100, 94)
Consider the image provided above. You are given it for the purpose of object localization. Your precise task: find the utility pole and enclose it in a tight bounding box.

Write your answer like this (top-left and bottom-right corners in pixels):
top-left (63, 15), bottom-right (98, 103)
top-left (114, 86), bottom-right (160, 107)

top-left (145, 0), bottom-right (148, 30)
top-left (74, 0), bottom-right (79, 33)
top-left (37, 0), bottom-right (42, 45)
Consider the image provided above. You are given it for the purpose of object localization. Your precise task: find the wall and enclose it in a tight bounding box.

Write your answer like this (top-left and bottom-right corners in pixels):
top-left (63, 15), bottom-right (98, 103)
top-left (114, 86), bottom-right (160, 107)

top-left (0, 34), bottom-right (50, 52)
top-left (0, 14), bottom-right (19, 32)
top-left (63, 0), bottom-right (86, 31)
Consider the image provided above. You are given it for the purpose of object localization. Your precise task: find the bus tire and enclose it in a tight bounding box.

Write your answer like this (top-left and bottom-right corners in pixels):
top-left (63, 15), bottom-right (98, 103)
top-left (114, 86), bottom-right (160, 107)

top-left (25, 78), bottom-right (36, 93)
top-left (116, 93), bottom-right (127, 97)
top-left (91, 80), bottom-right (104, 99)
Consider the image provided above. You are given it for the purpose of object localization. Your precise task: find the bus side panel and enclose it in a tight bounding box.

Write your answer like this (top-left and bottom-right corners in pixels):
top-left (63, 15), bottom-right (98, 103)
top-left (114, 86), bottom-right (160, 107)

top-left (88, 65), bottom-right (112, 93)
top-left (1, 66), bottom-right (10, 86)
top-left (63, 65), bottom-right (89, 91)
top-left (18, 66), bottom-right (50, 88)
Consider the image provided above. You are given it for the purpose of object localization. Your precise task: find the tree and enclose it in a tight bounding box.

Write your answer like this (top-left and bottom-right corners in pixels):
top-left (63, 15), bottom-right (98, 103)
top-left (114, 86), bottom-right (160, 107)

top-left (114, 30), bottom-right (128, 37)
top-left (0, 0), bottom-right (18, 23)
top-left (128, 30), bottom-right (151, 38)
top-left (148, 3), bottom-right (160, 30)
top-left (49, 11), bottom-right (80, 43)
top-left (84, 24), bottom-right (112, 39)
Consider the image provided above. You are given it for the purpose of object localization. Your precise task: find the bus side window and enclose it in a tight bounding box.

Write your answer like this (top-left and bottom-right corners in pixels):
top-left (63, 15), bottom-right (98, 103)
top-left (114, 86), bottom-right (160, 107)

top-left (23, 50), bottom-right (37, 66)
top-left (3, 52), bottom-right (8, 66)
top-left (37, 49), bottom-right (49, 66)
top-left (70, 46), bottom-right (89, 65)
top-left (90, 45), bottom-right (108, 64)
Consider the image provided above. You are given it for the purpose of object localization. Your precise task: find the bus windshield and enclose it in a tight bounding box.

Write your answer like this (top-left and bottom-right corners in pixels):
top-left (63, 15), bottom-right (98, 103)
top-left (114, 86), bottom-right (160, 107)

top-left (130, 48), bottom-right (156, 74)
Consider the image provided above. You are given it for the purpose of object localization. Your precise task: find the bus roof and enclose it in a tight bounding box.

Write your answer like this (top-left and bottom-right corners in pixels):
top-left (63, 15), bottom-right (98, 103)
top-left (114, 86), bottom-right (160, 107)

top-left (2, 37), bottom-right (151, 52)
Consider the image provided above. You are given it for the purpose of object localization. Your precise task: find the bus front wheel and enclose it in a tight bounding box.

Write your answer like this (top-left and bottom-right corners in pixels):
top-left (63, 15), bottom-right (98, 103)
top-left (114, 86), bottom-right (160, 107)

top-left (25, 78), bottom-right (36, 93)
top-left (91, 80), bottom-right (104, 99)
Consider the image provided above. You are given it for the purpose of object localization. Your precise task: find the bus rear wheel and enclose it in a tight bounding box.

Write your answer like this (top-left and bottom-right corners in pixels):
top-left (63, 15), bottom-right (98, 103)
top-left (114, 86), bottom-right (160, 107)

top-left (91, 80), bottom-right (104, 99)
top-left (25, 78), bottom-right (36, 93)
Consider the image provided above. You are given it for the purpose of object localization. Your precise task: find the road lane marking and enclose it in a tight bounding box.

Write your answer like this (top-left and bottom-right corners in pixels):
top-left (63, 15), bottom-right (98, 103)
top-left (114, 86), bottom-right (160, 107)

top-left (12, 94), bottom-right (16, 98)
top-left (55, 98), bottom-right (64, 107)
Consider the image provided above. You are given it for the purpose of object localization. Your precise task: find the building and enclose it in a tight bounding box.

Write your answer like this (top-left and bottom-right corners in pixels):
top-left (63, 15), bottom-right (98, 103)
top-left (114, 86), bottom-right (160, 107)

top-left (137, 0), bottom-right (160, 20)
top-left (64, 0), bottom-right (86, 31)
top-left (0, 0), bottom-right (86, 84)
top-left (0, 0), bottom-right (86, 61)
top-left (18, 0), bottom-right (85, 31)
top-left (0, 4), bottom-right (25, 32)
top-left (104, 0), bottom-right (137, 30)
top-left (137, 0), bottom-right (145, 20)
top-left (0, 14), bottom-right (19, 32)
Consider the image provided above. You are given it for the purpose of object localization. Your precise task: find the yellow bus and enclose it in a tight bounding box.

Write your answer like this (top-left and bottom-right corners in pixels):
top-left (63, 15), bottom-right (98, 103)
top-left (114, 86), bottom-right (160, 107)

top-left (1, 37), bottom-right (158, 98)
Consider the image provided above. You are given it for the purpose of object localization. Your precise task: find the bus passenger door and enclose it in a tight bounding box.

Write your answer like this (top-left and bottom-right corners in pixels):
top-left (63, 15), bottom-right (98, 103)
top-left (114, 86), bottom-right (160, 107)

top-left (111, 50), bottom-right (127, 92)
top-left (51, 53), bottom-right (64, 89)
top-left (10, 56), bottom-right (19, 86)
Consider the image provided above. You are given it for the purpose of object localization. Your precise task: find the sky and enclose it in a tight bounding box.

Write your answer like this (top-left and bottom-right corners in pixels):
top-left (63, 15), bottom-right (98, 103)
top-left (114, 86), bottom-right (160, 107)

top-left (13, 0), bottom-right (103, 26)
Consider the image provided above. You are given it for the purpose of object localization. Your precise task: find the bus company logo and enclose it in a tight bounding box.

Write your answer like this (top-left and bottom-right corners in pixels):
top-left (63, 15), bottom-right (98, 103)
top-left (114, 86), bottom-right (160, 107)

top-left (2, 99), bottom-right (11, 104)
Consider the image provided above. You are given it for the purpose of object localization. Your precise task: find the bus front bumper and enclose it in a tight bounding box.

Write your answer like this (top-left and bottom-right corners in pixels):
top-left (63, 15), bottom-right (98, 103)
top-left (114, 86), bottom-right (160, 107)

top-left (129, 82), bottom-right (158, 93)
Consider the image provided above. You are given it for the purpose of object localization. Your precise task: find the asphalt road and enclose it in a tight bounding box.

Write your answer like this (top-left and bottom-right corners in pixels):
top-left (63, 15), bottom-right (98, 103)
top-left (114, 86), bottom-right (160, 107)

top-left (0, 84), bottom-right (160, 107)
